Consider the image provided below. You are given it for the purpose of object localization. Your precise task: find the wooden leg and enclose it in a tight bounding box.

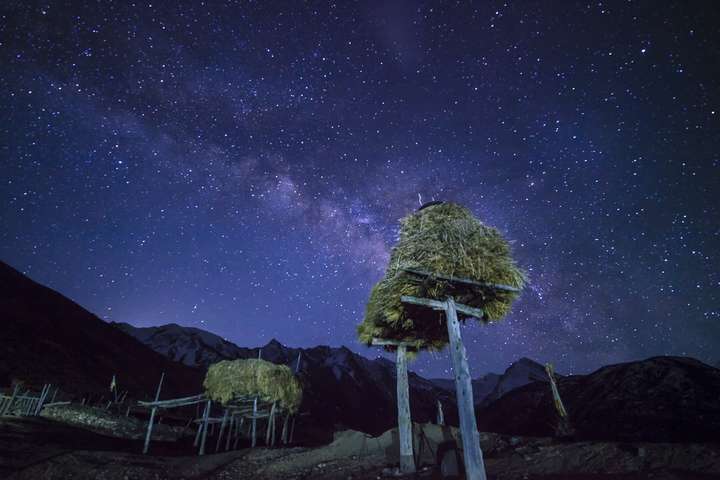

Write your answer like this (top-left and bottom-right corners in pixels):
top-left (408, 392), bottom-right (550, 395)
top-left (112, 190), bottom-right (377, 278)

top-left (446, 298), bottom-right (487, 480)
top-left (216, 409), bottom-right (229, 453)
top-left (199, 400), bottom-right (211, 455)
top-left (289, 416), bottom-right (296, 444)
top-left (396, 344), bottom-right (416, 474)
top-left (281, 413), bottom-right (290, 444)
top-left (225, 415), bottom-right (234, 451)
top-left (143, 407), bottom-right (157, 454)
top-left (266, 402), bottom-right (276, 446)
top-left (251, 397), bottom-right (258, 448)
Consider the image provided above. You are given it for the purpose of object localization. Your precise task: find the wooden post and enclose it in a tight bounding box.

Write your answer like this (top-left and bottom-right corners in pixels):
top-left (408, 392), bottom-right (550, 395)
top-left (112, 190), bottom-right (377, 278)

top-left (436, 399), bottom-right (445, 425)
top-left (2, 384), bottom-right (20, 416)
top-left (289, 415), bottom-right (296, 443)
top-left (194, 401), bottom-right (209, 447)
top-left (295, 351), bottom-right (302, 372)
top-left (143, 407), bottom-right (158, 454)
top-left (225, 415), bottom-right (234, 451)
top-left (216, 409), bottom-right (229, 453)
top-left (446, 297), bottom-right (487, 480)
top-left (199, 400), bottom-right (211, 455)
top-left (234, 417), bottom-right (244, 449)
top-left (281, 413), bottom-right (290, 444)
top-left (396, 344), bottom-right (416, 474)
top-left (251, 397), bottom-right (258, 448)
top-left (142, 373), bottom-right (165, 455)
top-left (266, 402), bottom-right (276, 446)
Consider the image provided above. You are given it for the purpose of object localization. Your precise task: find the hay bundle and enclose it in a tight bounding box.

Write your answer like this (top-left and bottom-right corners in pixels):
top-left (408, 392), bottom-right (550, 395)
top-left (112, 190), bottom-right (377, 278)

top-left (203, 359), bottom-right (302, 413)
top-left (358, 202), bottom-right (525, 350)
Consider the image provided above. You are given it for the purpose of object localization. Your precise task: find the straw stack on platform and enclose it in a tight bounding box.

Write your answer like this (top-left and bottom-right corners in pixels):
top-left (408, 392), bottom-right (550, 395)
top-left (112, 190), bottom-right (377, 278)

top-left (358, 202), bottom-right (525, 350)
top-left (203, 359), bottom-right (302, 413)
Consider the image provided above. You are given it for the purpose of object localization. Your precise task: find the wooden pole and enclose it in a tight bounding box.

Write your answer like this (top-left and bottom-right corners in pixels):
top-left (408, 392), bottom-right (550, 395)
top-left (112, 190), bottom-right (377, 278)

top-left (295, 351), bottom-right (302, 372)
top-left (194, 401), bottom-right (209, 447)
top-left (396, 344), bottom-right (416, 474)
top-left (446, 297), bottom-right (487, 480)
top-left (266, 401), bottom-right (276, 446)
top-left (2, 385), bottom-right (20, 416)
top-left (143, 407), bottom-right (158, 454)
top-left (216, 409), bottom-right (229, 453)
top-left (251, 397), bottom-right (258, 448)
top-left (436, 399), bottom-right (445, 425)
top-left (199, 399), bottom-right (211, 455)
top-left (289, 415), bottom-right (296, 443)
top-left (281, 413), bottom-right (290, 444)
top-left (225, 415), bottom-right (234, 451)
top-left (142, 373), bottom-right (166, 455)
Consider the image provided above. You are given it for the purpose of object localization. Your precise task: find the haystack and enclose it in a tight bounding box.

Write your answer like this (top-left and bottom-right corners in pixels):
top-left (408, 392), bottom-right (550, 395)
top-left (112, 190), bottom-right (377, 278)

top-left (358, 202), bottom-right (525, 350)
top-left (203, 359), bottom-right (302, 413)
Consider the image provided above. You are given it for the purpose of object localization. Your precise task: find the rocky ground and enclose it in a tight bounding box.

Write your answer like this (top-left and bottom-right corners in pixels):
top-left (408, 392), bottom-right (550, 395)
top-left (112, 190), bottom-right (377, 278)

top-left (2, 411), bottom-right (719, 480)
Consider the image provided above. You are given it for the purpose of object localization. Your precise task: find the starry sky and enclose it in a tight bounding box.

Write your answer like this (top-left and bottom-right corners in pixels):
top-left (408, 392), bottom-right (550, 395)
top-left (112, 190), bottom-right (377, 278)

top-left (1, 1), bottom-right (718, 378)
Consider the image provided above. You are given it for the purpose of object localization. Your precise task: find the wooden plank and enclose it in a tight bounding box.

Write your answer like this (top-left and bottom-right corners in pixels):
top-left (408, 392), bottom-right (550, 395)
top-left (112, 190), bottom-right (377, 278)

top-left (396, 344), bottom-right (416, 474)
top-left (401, 295), bottom-right (485, 320)
top-left (401, 267), bottom-right (520, 293)
top-left (371, 338), bottom-right (420, 349)
top-left (446, 297), bottom-right (487, 480)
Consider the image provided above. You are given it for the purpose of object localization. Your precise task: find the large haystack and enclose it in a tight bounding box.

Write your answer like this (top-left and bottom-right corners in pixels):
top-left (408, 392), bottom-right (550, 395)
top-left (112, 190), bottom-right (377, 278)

top-left (203, 359), bottom-right (302, 413)
top-left (358, 202), bottom-right (525, 350)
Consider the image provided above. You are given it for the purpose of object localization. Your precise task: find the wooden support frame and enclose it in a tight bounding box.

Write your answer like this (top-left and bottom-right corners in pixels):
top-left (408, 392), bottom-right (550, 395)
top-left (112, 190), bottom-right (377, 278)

top-left (393, 283), bottom-right (491, 480)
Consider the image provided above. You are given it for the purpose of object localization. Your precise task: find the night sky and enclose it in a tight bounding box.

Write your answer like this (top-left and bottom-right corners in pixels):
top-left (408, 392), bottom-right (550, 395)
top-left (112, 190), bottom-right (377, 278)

top-left (2, 1), bottom-right (718, 377)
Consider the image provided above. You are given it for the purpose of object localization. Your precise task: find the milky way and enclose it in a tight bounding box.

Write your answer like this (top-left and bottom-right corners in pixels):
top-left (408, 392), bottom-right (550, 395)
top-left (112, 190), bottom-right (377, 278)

top-left (1, 2), bottom-right (718, 377)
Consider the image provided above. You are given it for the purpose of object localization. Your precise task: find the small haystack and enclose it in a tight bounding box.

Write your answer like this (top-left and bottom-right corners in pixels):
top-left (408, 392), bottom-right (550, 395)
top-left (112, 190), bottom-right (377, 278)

top-left (358, 202), bottom-right (525, 350)
top-left (203, 359), bottom-right (302, 413)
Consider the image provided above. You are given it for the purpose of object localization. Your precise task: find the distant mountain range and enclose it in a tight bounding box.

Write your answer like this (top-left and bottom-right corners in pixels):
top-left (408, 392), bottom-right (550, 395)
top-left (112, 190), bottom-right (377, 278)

top-left (4, 259), bottom-right (719, 443)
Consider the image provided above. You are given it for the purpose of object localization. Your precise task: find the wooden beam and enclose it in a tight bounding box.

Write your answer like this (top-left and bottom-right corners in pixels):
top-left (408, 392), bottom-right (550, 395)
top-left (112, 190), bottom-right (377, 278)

top-left (401, 267), bottom-right (520, 293)
top-left (400, 295), bottom-right (486, 320)
top-left (446, 298), bottom-right (487, 480)
top-left (396, 344), bottom-right (416, 474)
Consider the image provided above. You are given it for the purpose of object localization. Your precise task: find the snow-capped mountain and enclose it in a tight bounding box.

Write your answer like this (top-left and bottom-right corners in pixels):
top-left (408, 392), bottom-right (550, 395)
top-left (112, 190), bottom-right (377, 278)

top-left (430, 372), bottom-right (502, 404)
top-left (481, 357), bottom-right (549, 406)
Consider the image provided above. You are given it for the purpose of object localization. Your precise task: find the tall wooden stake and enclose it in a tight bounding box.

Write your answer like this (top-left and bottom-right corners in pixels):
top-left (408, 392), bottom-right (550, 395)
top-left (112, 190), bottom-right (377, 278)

top-left (446, 297), bottom-right (487, 480)
top-left (216, 409), bottom-right (229, 453)
top-left (266, 401), bottom-right (276, 446)
top-left (436, 399), bottom-right (445, 425)
top-left (143, 372), bottom-right (165, 455)
top-left (396, 344), bottom-right (416, 474)
top-left (251, 396), bottom-right (258, 448)
top-left (199, 399), bottom-right (211, 455)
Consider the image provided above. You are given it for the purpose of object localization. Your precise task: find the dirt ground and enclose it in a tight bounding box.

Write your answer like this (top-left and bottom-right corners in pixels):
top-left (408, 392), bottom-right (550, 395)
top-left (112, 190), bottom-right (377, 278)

top-left (2, 414), bottom-right (719, 480)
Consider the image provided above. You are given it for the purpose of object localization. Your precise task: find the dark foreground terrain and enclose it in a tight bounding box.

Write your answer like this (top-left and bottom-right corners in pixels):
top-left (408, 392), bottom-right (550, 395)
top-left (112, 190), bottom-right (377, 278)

top-left (2, 411), bottom-right (719, 480)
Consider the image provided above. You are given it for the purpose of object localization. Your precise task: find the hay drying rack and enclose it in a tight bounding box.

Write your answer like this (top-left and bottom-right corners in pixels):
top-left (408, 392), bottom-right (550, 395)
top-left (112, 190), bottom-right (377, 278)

top-left (372, 268), bottom-right (520, 479)
top-left (139, 351), bottom-right (303, 456)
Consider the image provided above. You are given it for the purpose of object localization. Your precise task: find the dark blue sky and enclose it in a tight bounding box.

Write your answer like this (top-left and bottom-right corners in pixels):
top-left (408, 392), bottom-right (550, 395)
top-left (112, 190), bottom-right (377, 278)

top-left (2, 1), bottom-right (718, 377)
